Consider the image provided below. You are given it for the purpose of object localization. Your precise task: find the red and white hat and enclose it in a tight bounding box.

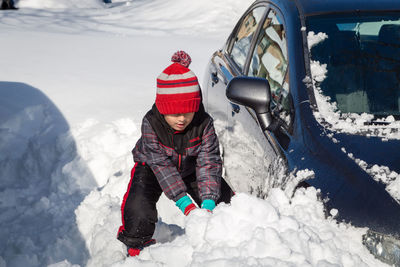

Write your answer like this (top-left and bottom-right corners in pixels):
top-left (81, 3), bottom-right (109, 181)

top-left (155, 51), bottom-right (201, 115)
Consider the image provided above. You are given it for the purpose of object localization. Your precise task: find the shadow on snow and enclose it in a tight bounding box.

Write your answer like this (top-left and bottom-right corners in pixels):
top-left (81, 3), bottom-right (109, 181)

top-left (0, 81), bottom-right (96, 266)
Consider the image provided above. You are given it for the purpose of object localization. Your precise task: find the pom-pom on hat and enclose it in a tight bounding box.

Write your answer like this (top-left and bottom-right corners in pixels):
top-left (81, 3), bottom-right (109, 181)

top-left (155, 51), bottom-right (201, 115)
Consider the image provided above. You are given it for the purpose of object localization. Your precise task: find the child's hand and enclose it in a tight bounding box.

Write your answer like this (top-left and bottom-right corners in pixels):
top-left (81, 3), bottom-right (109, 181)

top-left (183, 203), bottom-right (196, 215)
top-left (201, 199), bottom-right (216, 212)
top-left (176, 195), bottom-right (197, 215)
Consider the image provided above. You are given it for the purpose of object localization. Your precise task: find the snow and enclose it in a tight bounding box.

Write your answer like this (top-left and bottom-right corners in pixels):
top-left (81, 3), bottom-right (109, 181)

top-left (345, 149), bottom-right (400, 204)
top-left (110, 188), bottom-right (384, 267)
top-left (307, 31), bottom-right (328, 50)
top-left (0, 1), bottom-right (393, 267)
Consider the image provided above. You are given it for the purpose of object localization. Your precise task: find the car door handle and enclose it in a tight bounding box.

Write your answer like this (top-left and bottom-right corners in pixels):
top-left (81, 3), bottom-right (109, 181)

top-left (211, 72), bottom-right (219, 84)
top-left (231, 103), bottom-right (240, 114)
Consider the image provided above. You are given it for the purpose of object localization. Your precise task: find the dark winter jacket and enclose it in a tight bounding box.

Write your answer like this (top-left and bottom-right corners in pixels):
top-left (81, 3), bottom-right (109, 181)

top-left (132, 104), bottom-right (222, 202)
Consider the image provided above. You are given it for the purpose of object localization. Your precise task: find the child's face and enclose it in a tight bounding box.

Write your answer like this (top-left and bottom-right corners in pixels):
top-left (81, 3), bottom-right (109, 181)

top-left (164, 112), bottom-right (195, 131)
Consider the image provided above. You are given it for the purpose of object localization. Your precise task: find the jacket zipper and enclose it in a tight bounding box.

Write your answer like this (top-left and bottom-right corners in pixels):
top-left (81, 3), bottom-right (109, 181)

top-left (178, 154), bottom-right (182, 172)
top-left (172, 131), bottom-right (183, 172)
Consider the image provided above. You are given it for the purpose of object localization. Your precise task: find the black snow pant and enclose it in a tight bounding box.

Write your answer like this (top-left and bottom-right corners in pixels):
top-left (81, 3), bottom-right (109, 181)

top-left (1, 0), bottom-right (16, 9)
top-left (117, 162), bottom-right (234, 249)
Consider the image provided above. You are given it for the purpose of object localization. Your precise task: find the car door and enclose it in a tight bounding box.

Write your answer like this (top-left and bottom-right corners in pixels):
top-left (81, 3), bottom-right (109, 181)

top-left (225, 6), bottom-right (295, 197)
top-left (204, 4), bottom-right (269, 193)
top-left (205, 4), bottom-right (268, 128)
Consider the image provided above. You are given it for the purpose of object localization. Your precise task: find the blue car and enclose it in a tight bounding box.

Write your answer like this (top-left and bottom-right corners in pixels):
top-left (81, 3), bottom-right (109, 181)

top-left (203, 0), bottom-right (400, 265)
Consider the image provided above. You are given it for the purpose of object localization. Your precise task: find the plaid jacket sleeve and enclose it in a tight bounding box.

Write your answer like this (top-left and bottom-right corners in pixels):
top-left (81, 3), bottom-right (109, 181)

top-left (196, 118), bottom-right (222, 202)
top-left (133, 117), bottom-right (187, 202)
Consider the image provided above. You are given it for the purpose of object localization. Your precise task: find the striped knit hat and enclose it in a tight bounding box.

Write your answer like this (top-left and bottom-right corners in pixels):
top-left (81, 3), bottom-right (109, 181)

top-left (155, 51), bottom-right (201, 115)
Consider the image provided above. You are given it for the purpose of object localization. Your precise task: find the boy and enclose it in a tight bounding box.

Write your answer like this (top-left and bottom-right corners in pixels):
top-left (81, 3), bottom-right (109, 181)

top-left (117, 51), bottom-right (234, 256)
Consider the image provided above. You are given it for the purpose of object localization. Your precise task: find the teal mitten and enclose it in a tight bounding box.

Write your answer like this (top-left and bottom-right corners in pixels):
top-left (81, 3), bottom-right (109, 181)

top-left (176, 195), bottom-right (196, 215)
top-left (201, 199), bottom-right (216, 212)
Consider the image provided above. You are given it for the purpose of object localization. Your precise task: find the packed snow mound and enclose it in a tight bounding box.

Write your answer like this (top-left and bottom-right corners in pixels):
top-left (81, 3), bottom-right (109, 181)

top-left (75, 184), bottom-right (387, 267)
top-left (0, 82), bottom-right (95, 266)
top-left (0, 111), bottom-right (139, 266)
top-left (70, 118), bottom-right (138, 188)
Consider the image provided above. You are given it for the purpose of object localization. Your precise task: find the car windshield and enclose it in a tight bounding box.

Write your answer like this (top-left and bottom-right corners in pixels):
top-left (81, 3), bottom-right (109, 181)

top-left (307, 12), bottom-right (400, 119)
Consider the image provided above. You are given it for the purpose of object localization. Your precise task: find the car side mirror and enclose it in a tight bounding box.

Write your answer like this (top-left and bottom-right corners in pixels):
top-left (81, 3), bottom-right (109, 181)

top-left (226, 76), bottom-right (275, 131)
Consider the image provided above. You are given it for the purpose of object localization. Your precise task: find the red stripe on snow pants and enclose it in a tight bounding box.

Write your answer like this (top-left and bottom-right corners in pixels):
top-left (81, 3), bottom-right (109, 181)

top-left (117, 162), bottom-right (138, 235)
top-left (117, 163), bottom-right (163, 248)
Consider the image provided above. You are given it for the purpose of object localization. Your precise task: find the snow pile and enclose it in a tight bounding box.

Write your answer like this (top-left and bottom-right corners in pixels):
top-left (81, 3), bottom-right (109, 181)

top-left (70, 118), bottom-right (138, 188)
top-left (45, 117), bottom-right (382, 267)
top-left (0, 82), bottom-right (95, 266)
top-left (0, 112), bottom-right (138, 266)
top-left (306, 31), bottom-right (400, 140)
top-left (75, 184), bottom-right (387, 266)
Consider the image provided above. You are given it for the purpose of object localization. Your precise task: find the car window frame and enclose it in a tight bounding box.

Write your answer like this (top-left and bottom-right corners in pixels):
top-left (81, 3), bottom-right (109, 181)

top-left (268, 6), bottom-right (294, 135)
top-left (223, 3), bottom-right (295, 136)
top-left (225, 3), bottom-right (270, 75)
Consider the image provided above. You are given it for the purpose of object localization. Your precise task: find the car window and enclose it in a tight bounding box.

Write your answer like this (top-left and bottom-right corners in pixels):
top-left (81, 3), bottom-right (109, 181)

top-left (307, 13), bottom-right (400, 118)
top-left (230, 6), bottom-right (267, 72)
top-left (248, 9), bottom-right (292, 128)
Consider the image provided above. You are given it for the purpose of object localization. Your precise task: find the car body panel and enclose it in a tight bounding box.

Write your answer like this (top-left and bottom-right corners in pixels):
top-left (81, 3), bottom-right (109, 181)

top-left (203, 0), bottom-right (400, 239)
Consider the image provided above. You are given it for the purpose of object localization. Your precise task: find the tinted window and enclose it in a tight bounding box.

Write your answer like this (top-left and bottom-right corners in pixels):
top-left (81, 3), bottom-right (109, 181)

top-left (307, 13), bottom-right (400, 118)
top-left (248, 9), bottom-right (291, 127)
top-left (230, 6), bottom-right (267, 72)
